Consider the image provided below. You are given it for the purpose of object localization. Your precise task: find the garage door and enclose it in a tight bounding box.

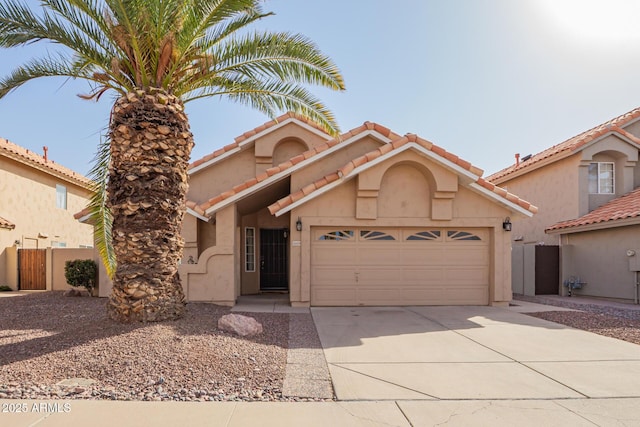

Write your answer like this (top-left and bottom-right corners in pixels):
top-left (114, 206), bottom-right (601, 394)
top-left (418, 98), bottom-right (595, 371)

top-left (311, 227), bottom-right (489, 306)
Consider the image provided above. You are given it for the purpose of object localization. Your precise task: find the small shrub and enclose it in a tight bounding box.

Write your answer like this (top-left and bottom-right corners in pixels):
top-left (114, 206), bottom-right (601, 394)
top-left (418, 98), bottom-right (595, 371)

top-left (64, 259), bottom-right (97, 295)
top-left (0, 285), bottom-right (12, 292)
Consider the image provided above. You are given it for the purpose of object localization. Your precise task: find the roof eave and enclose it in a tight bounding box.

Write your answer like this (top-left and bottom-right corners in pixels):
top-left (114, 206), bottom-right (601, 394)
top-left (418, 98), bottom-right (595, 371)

top-left (490, 128), bottom-right (640, 184)
top-left (546, 216), bottom-right (640, 235)
top-left (188, 118), bottom-right (332, 175)
top-left (273, 143), bottom-right (488, 217)
top-left (203, 129), bottom-right (394, 216)
top-left (1, 150), bottom-right (93, 190)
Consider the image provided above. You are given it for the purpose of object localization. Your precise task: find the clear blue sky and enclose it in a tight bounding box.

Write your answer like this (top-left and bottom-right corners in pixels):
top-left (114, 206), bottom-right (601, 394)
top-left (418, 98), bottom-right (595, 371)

top-left (2, 0), bottom-right (640, 177)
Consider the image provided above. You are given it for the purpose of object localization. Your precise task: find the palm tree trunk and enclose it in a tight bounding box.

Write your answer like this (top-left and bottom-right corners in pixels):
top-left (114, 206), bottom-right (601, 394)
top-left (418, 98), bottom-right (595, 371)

top-left (107, 89), bottom-right (193, 322)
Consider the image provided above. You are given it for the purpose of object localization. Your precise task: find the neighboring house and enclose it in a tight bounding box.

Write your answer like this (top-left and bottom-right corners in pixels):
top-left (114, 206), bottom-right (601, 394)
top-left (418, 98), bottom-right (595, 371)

top-left (487, 107), bottom-right (640, 302)
top-left (94, 113), bottom-right (537, 306)
top-left (0, 138), bottom-right (94, 289)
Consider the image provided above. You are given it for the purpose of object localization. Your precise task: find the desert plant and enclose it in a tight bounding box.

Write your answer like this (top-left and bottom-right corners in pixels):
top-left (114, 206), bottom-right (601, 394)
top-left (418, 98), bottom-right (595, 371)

top-left (64, 259), bottom-right (98, 294)
top-left (0, 285), bottom-right (12, 292)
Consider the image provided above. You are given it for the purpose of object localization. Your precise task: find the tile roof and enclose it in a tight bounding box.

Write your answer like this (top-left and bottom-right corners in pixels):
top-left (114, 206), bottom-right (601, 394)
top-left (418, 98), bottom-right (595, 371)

top-left (188, 112), bottom-right (333, 172)
top-left (268, 134), bottom-right (538, 216)
top-left (487, 107), bottom-right (640, 182)
top-left (546, 187), bottom-right (640, 233)
top-left (0, 215), bottom-right (15, 230)
top-left (0, 138), bottom-right (92, 188)
top-left (196, 121), bottom-right (400, 215)
top-left (73, 207), bottom-right (90, 221)
top-left (185, 200), bottom-right (206, 217)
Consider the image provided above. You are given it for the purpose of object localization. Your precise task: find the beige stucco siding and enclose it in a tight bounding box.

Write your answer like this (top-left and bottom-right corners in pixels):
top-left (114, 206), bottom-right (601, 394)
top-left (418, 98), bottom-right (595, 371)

top-left (498, 155), bottom-right (580, 244)
top-left (50, 248), bottom-right (95, 291)
top-left (188, 148), bottom-right (256, 203)
top-left (253, 122), bottom-right (328, 160)
top-left (559, 226), bottom-right (640, 301)
top-left (290, 135), bottom-right (382, 191)
top-left (0, 157), bottom-right (93, 286)
top-left (272, 139), bottom-right (308, 166)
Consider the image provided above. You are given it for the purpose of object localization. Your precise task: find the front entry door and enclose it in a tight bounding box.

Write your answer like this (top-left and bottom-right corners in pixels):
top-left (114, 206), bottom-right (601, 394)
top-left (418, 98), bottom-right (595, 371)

top-left (260, 228), bottom-right (288, 291)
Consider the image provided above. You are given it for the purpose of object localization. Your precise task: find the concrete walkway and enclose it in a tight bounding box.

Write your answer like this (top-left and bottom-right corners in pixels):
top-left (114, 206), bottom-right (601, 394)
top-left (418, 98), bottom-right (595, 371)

top-left (4, 398), bottom-right (640, 426)
top-left (4, 298), bottom-right (640, 426)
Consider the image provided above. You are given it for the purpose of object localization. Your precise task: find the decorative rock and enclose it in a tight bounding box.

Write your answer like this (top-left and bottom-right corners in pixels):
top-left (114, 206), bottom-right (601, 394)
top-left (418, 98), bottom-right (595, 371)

top-left (217, 314), bottom-right (263, 337)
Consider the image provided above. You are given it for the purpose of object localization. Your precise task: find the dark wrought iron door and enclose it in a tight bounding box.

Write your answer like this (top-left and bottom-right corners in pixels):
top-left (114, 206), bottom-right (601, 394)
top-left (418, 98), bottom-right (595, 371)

top-left (260, 228), bottom-right (288, 291)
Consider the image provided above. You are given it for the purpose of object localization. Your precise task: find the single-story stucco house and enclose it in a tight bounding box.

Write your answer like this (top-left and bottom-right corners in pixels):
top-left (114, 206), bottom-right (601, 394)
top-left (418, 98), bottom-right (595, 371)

top-left (91, 114), bottom-right (537, 307)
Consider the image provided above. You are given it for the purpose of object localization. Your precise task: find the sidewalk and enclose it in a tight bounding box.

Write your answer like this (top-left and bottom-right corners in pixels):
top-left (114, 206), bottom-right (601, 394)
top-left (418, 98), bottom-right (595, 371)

top-left (3, 398), bottom-right (640, 426)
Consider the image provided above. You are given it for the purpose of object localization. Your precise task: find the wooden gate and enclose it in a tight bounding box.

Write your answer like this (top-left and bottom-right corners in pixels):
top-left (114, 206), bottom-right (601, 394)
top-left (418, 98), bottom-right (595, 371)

top-left (19, 249), bottom-right (47, 290)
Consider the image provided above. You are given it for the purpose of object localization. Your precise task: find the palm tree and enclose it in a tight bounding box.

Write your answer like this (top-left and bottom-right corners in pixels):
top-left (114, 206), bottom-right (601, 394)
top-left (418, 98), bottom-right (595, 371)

top-left (0, 0), bottom-right (345, 322)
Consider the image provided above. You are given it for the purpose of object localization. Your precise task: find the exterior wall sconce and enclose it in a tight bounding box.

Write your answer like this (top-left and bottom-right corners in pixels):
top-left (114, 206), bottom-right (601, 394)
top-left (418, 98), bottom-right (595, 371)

top-left (502, 217), bottom-right (512, 232)
top-left (296, 217), bottom-right (302, 231)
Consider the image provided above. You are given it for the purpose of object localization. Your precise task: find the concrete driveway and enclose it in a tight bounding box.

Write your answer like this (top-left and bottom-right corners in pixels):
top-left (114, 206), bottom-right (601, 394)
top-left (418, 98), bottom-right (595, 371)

top-left (311, 303), bottom-right (640, 401)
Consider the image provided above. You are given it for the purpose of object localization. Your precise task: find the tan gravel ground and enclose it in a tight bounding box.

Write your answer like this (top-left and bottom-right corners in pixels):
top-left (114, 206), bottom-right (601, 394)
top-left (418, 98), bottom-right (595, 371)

top-left (516, 295), bottom-right (640, 346)
top-left (0, 292), bottom-right (292, 401)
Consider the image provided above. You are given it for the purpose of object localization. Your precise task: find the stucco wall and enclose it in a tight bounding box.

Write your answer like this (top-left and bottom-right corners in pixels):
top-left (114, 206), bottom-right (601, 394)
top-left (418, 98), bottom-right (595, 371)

top-left (0, 156), bottom-right (93, 285)
top-left (560, 227), bottom-right (640, 301)
top-left (188, 148), bottom-right (256, 203)
top-left (290, 135), bottom-right (382, 191)
top-left (498, 155), bottom-right (580, 245)
top-left (272, 139), bottom-right (308, 166)
top-left (50, 248), bottom-right (96, 291)
top-left (188, 122), bottom-right (330, 205)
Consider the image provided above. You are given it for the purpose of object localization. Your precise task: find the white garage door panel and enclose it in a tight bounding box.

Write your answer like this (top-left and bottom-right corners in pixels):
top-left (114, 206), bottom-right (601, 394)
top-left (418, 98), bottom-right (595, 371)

top-left (311, 227), bottom-right (490, 306)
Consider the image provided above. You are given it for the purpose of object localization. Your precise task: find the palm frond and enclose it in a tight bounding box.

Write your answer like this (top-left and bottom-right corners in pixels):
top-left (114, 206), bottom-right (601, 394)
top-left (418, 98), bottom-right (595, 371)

top-left (185, 77), bottom-right (340, 135)
top-left (87, 135), bottom-right (116, 279)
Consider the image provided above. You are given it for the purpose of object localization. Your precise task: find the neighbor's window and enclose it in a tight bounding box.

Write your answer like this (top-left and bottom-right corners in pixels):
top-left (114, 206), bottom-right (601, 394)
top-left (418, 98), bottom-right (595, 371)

top-left (56, 184), bottom-right (67, 209)
top-left (51, 241), bottom-right (67, 248)
top-left (245, 227), bottom-right (255, 272)
top-left (588, 162), bottom-right (614, 194)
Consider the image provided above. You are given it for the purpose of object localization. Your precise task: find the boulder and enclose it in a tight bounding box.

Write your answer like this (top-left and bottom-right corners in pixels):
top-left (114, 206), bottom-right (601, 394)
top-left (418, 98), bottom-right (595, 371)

top-left (218, 314), bottom-right (263, 337)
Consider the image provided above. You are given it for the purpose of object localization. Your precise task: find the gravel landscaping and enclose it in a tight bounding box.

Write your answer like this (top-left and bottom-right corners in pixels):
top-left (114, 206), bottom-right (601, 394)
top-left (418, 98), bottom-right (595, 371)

top-left (0, 292), bottom-right (300, 402)
top-left (515, 295), bottom-right (640, 346)
top-left (3, 292), bottom-right (640, 403)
